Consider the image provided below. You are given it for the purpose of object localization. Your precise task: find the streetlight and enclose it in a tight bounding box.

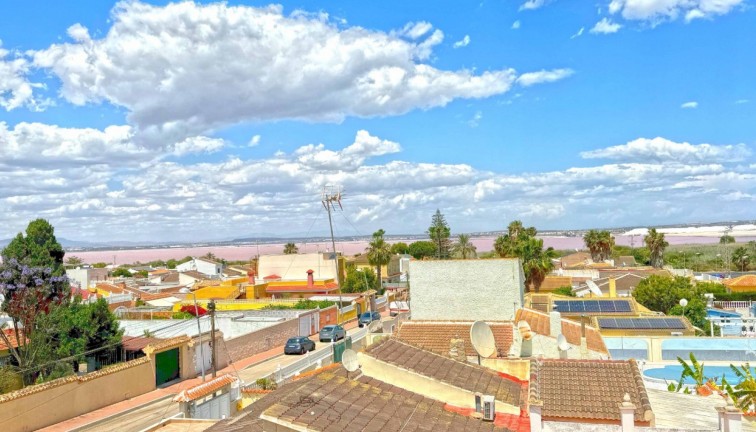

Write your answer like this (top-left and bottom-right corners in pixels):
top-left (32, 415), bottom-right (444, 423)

top-left (180, 287), bottom-right (205, 382)
top-left (680, 298), bottom-right (688, 319)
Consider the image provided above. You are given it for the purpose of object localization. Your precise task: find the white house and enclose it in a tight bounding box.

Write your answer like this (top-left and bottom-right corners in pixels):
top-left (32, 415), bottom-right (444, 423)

top-left (176, 258), bottom-right (223, 277)
top-left (409, 259), bottom-right (525, 321)
top-left (65, 267), bottom-right (110, 289)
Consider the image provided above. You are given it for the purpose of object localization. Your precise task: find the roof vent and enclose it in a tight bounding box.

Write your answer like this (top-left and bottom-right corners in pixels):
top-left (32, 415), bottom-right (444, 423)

top-left (481, 395), bottom-right (495, 421)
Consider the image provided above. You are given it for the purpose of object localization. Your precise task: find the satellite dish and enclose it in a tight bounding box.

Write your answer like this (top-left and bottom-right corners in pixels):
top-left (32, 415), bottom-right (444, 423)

top-left (557, 334), bottom-right (571, 352)
top-left (342, 349), bottom-right (359, 372)
top-left (470, 321), bottom-right (496, 358)
top-left (586, 280), bottom-right (602, 297)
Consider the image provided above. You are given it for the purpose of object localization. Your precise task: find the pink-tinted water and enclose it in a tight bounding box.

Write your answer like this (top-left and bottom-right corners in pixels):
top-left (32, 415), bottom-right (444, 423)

top-left (70, 235), bottom-right (756, 265)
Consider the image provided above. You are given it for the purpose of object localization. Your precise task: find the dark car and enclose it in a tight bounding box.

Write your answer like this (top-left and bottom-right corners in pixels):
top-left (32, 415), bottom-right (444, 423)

top-left (319, 325), bottom-right (346, 342)
top-left (284, 337), bottom-right (316, 355)
top-left (358, 311), bottom-right (381, 327)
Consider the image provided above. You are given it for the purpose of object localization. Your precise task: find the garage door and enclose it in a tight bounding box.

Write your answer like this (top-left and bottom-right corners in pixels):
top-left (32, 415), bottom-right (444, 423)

top-left (155, 348), bottom-right (180, 386)
top-left (194, 340), bottom-right (212, 376)
top-left (195, 392), bottom-right (230, 419)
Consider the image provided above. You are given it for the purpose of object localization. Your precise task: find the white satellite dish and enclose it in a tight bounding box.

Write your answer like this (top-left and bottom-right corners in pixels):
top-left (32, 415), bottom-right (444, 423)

top-left (341, 349), bottom-right (359, 373)
top-left (557, 334), bottom-right (571, 352)
top-left (470, 321), bottom-right (496, 359)
top-left (586, 280), bottom-right (603, 297)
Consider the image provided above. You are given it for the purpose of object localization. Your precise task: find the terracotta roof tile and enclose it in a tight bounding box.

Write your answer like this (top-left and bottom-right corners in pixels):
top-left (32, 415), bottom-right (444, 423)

top-left (529, 358), bottom-right (653, 423)
top-left (145, 335), bottom-right (191, 353)
top-left (0, 329), bottom-right (25, 352)
top-left (539, 276), bottom-right (573, 291)
top-left (515, 308), bottom-right (608, 354)
top-left (395, 320), bottom-right (514, 358)
top-left (364, 338), bottom-right (525, 409)
top-left (724, 275), bottom-right (756, 287)
top-left (181, 270), bottom-right (207, 280)
top-left (174, 374), bottom-right (238, 402)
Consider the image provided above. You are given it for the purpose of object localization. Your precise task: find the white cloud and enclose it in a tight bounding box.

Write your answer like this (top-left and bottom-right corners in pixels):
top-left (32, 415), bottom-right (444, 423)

top-left (31, 1), bottom-right (532, 145)
top-left (453, 35), bottom-right (471, 48)
top-left (172, 136), bottom-right (226, 156)
top-left (736, 99), bottom-right (749, 104)
top-left (520, 0), bottom-right (548, 11)
top-left (681, 101), bottom-right (698, 109)
top-left (516, 68), bottom-right (574, 87)
top-left (249, 135), bottom-right (261, 147)
top-left (580, 137), bottom-right (752, 163)
top-left (571, 27), bottom-right (585, 38)
top-left (607, 0), bottom-right (744, 23)
top-left (294, 130), bottom-right (401, 171)
top-left (590, 18), bottom-right (622, 34)
top-left (467, 111), bottom-right (483, 128)
top-left (0, 42), bottom-right (43, 111)
top-left (511, 21), bottom-right (521, 30)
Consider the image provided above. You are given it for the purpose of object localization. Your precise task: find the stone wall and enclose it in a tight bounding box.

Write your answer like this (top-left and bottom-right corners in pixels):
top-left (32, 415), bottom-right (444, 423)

top-left (222, 318), bottom-right (300, 363)
top-left (409, 259), bottom-right (525, 321)
top-left (0, 358), bottom-right (155, 432)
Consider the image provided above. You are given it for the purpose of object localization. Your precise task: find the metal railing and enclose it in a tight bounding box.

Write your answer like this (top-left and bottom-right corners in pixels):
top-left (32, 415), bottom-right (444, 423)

top-left (714, 301), bottom-right (753, 310)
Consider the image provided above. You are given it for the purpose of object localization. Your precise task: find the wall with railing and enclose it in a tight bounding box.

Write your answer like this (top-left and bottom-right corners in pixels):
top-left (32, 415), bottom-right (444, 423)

top-left (606, 336), bottom-right (756, 362)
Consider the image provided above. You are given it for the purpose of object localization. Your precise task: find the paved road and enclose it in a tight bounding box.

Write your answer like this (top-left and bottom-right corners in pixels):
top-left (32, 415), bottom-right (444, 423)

top-left (76, 326), bottom-right (365, 432)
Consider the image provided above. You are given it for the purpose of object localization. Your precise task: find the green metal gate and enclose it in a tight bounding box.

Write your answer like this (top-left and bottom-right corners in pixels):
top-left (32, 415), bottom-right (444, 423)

top-left (332, 336), bottom-right (353, 363)
top-left (155, 348), bottom-right (180, 386)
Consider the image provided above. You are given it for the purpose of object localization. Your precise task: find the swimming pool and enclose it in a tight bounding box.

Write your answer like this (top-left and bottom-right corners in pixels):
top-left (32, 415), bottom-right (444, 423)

top-left (644, 365), bottom-right (756, 383)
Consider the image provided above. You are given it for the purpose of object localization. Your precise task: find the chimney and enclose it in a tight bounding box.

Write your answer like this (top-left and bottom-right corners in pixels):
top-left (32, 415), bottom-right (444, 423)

top-left (619, 393), bottom-right (636, 432)
top-left (609, 278), bottom-right (617, 298)
top-left (549, 311), bottom-right (561, 338)
top-left (449, 334), bottom-right (467, 362)
top-left (247, 269), bottom-right (256, 285)
top-left (306, 269), bottom-right (314, 288)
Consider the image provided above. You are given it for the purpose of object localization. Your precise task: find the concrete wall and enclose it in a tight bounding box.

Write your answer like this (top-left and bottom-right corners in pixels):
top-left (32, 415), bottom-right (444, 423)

top-left (409, 259), bottom-right (525, 321)
top-left (223, 318), bottom-right (300, 363)
top-left (319, 305), bottom-right (338, 330)
top-left (66, 267), bottom-right (109, 288)
top-left (0, 358), bottom-right (155, 432)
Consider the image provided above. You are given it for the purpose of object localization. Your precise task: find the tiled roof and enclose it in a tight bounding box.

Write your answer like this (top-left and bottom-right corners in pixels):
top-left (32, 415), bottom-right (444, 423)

top-left (265, 283), bottom-right (339, 293)
top-left (209, 370), bottom-right (520, 432)
top-left (515, 308), bottom-right (608, 354)
top-left (0, 329), bottom-right (25, 352)
top-left (262, 274), bottom-right (281, 280)
top-left (121, 336), bottom-right (159, 352)
top-left (724, 275), bottom-right (756, 287)
top-left (181, 270), bottom-right (207, 280)
top-left (530, 358), bottom-right (653, 423)
top-left (395, 320), bottom-right (514, 358)
top-left (539, 276), bottom-right (573, 291)
top-left (223, 268), bottom-right (243, 277)
top-left (145, 335), bottom-right (191, 353)
top-left (161, 272), bottom-right (180, 283)
top-left (174, 374), bottom-right (238, 402)
top-left (364, 338), bottom-right (525, 409)
top-left (560, 252), bottom-right (591, 268)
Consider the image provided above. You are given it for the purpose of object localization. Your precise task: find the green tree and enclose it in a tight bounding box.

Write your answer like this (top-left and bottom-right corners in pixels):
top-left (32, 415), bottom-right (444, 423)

top-left (427, 209), bottom-right (452, 259)
top-left (111, 268), bottom-right (132, 278)
top-left (553, 286), bottom-right (575, 297)
top-left (283, 242), bottom-right (298, 254)
top-left (166, 259), bottom-right (178, 269)
top-left (65, 256), bottom-right (83, 267)
top-left (407, 241), bottom-right (436, 260)
top-left (92, 262), bottom-right (108, 268)
top-left (720, 234), bottom-right (736, 244)
top-left (2, 219), bottom-right (66, 276)
top-left (341, 266), bottom-right (377, 293)
top-left (201, 252), bottom-right (217, 261)
top-left (583, 230), bottom-right (614, 262)
top-left (452, 234), bottom-right (477, 259)
top-left (494, 221), bottom-right (556, 292)
top-left (390, 242), bottom-right (410, 255)
top-left (669, 298), bottom-right (714, 333)
top-left (732, 246), bottom-right (751, 271)
top-left (366, 229), bottom-right (392, 290)
top-left (632, 275), bottom-right (692, 313)
top-left (644, 228), bottom-right (669, 268)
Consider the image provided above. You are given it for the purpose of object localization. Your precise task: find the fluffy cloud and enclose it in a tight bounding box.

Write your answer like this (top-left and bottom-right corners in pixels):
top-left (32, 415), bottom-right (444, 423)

top-left (511, 21), bottom-right (521, 30)
top-left (0, 43), bottom-right (41, 111)
top-left (608, 0), bottom-right (744, 23)
top-left (590, 18), bottom-right (622, 34)
top-left (30, 1), bottom-right (534, 145)
top-left (580, 137), bottom-right (752, 163)
top-left (520, 0), bottom-right (548, 11)
top-left (172, 136), bottom-right (226, 156)
top-left (1, 128), bottom-right (754, 242)
top-left (453, 35), bottom-right (471, 48)
top-left (681, 101), bottom-right (698, 109)
top-left (516, 69), bottom-right (574, 87)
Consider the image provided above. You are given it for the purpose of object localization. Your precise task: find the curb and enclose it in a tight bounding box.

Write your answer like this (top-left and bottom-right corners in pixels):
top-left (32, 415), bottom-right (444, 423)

top-left (67, 394), bottom-right (175, 432)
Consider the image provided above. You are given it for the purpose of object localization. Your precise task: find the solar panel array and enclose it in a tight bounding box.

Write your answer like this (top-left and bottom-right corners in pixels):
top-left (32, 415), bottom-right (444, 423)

top-left (596, 317), bottom-right (687, 330)
top-left (553, 300), bottom-right (633, 313)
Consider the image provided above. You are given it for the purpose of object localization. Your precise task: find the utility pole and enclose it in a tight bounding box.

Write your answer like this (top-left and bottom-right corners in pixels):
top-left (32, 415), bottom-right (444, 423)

top-left (322, 186), bottom-right (343, 324)
top-left (208, 300), bottom-right (217, 378)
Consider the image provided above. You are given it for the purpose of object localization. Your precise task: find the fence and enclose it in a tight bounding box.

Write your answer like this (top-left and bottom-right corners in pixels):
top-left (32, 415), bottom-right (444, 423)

top-left (714, 301), bottom-right (754, 310)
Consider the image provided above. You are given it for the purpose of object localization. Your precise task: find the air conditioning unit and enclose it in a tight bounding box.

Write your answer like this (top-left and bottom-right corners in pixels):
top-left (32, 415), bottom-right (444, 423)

top-left (482, 395), bottom-right (495, 421)
top-left (474, 393), bottom-right (483, 414)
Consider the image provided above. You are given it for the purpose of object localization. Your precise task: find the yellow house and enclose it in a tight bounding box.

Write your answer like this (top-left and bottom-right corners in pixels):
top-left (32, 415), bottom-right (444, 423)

top-left (723, 275), bottom-right (756, 293)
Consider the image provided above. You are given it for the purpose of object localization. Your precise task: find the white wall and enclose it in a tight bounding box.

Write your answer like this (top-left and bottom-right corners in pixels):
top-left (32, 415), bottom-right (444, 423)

top-left (409, 259), bottom-right (525, 321)
top-left (66, 267), bottom-right (109, 288)
top-left (258, 253), bottom-right (337, 281)
top-left (176, 258), bottom-right (222, 277)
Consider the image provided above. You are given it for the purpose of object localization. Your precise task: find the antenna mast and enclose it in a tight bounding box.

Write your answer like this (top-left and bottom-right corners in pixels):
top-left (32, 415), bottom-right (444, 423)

top-left (322, 185), bottom-right (344, 323)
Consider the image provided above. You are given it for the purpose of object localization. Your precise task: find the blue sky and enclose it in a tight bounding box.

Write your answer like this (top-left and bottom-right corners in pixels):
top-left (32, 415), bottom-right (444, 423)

top-left (0, 0), bottom-right (754, 242)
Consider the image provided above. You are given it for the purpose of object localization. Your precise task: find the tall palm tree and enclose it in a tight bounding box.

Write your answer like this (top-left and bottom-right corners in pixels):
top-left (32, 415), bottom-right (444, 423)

top-left (583, 230), bottom-right (615, 262)
top-left (519, 236), bottom-right (557, 292)
top-left (644, 228), bottom-right (669, 268)
top-left (283, 242), bottom-right (298, 254)
top-left (452, 234), bottom-right (477, 259)
top-left (494, 220), bottom-right (536, 257)
top-left (366, 229), bottom-right (392, 291)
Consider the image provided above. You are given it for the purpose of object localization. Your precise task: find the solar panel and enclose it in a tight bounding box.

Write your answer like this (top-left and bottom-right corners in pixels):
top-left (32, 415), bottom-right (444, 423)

top-left (598, 300), bottom-right (616, 312)
top-left (663, 318), bottom-right (686, 329)
top-left (616, 318), bottom-right (636, 328)
top-left (597, 318), bottom-right (617, 328)
top-left (584, 301), bottom-right (601, 312)
top-left (614, 301), bottom-right (632, 312)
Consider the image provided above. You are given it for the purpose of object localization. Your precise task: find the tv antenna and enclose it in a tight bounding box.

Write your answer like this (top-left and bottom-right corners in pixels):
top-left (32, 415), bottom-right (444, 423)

top-left (322, 185), bottom-right (344, 322)
top-left (586, 280), bottom-right (602, 297)
top-left (557, 334), bottom-right (571, 359)
top-left (341, 349), bottom-right (359, 378)
top-left (470, 321), bottom-right (496, 363)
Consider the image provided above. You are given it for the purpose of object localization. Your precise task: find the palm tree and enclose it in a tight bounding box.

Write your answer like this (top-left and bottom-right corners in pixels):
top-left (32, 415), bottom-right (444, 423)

top-left (519, 236), bottom-right (557, 292)
top-left (494, 220), bottom-right (535, 257)
top-left (583, 230), bottom-right (615, 262)
top-left (452, 234), bottom-right (477, 259)
top-left (644, 228), bottom-right (669, 268)
top-left (283, 242), bottom-right (298, 254)
top-left (366, 229), bottom-right (392, 291)
top-left (732, 246), bottom-right (751, 271)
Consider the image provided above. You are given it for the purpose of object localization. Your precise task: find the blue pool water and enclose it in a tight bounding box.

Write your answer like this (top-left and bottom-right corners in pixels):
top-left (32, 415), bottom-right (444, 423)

top-left (644, 365), bottom-right (756, 383)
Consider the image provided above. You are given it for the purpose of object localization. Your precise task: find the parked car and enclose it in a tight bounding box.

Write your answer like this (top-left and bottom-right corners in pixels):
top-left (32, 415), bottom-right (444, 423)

top-left (284, 337), bottom-right (316, 355)
top-left (319, 325), bottom-right (346, 342)
top-left (358, 311), bottom-right (381, 327)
